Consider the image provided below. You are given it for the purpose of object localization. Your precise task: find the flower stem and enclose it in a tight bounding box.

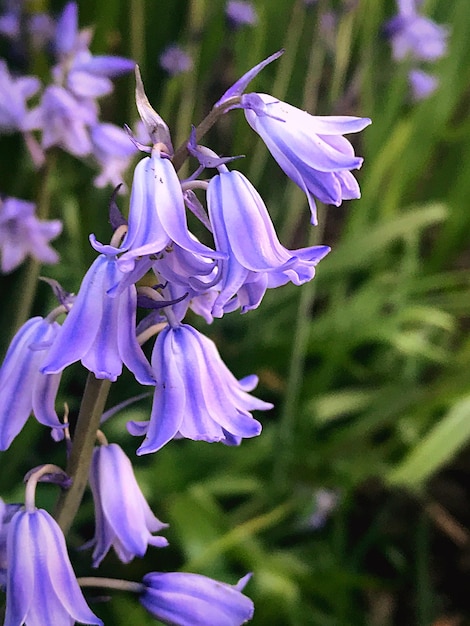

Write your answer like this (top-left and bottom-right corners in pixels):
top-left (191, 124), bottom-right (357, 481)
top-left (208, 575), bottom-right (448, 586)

top-left (54, 373), bottom-right (111, 535)
top-left (78, 577), bottom-right (144, 594)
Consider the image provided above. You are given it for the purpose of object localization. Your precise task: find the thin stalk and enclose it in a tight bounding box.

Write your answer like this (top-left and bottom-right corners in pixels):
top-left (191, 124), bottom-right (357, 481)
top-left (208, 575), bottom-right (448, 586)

top-left (54, 373), bottom-right (111, 534)
top-left (78, 577), bottom-right (144, 594)
top-left (13, 150), bottom-right (57, 333)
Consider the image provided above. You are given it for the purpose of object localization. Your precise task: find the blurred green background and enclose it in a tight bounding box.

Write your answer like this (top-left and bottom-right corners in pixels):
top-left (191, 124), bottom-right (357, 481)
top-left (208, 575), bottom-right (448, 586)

top-left (2, 0), bottom-right (470, 624)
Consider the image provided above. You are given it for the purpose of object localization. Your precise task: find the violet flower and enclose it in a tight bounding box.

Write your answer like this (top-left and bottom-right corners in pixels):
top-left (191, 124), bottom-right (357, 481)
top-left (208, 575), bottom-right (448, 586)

top-left (139, 571), bottom-right (254, 626)
top-left (118, 150), bottom-right (223, 273)
top-left (385, 0), bottom-right (449, 62)
top-left (90, 122), bottom-right (138, 189)
top-left (0, 195), bottom-right (62, 273)
top-left (41, 238), bottom-right (155, 384)
top-left (0, 316), bottom-right (64, 451)
top-left (159, 44), bottom-right (193, 76)
top-left (0, 499), bottom-right (21, 589)
top-left (128, 323), bottom-right (272, 454)
top-left (226, 1), bottom-right (258, 28)
top-left (0, 60), bottom-right (41, 133)
top-left (408, 68), bottom-right (438, 101)
top-left (243, 94), bottom-right (371, 224)
top-left (207, 169), bottom-right (330, 315)
top-left (5, 507), bottom-right (103, 625)
top-left (89, 443), bottom-right (168, 567)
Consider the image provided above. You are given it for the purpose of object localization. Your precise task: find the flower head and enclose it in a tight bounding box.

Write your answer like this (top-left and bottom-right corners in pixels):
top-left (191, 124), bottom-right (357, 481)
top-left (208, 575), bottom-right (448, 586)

top-left (89, 443), bottom-right (168, 567)
top-left (41, 239), bottom-right (155, 384)
top-left (0, 60), bottom-right (40, 133)
top-left (0, 315), bottom-right (64, 451)
top-left (128, 323), bottom-right (272, 454)
top-left (385, 1), bottom-right (449, 62)
top-left (140, 571), bottom-right (254, 626)
top-left (243, 95), bottom-right (371, 224)
top-left (0, 499), bottom-right (21, 589)
top-left (0, 195), bottom-right (62, 273)
top-left (225, 1), bottom-right (258, 28)
top-left (159, 44), bottom-right (193, 76)
top-left (207, 169), bottom-right (330, 315)
top-left (90, 122), bottom-right (138, 189)
top-left (408, 68), bottom-right (439, 101)
top-left (5, 507), bottom-right (103, 625)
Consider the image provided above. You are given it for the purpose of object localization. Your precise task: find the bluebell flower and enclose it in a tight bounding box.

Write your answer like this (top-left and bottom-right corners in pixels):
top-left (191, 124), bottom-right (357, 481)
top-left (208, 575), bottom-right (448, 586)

top-left (28, 84), bottom-right (97, 157)
top-left (0, 316), bottom-right (65, 451)
top-left (118, 151), bottom-right (223, 273)
top-left (159, 44), bottom-right (193, 76)
top-left (139, 571), bottom-right (254, 626)
top-left (0, 195), bottom-right (62, 273)
top-left (128, 323), bottom-right (272, 454)
top-left (5, 507), bottom-right (103, 625)
top-left (207, 169), bottom-right (330, 315)
top-left (226, 1), bottom-right (258, 28)
top-left (0, 60), bottom-right (41, 133)
top-left (243, 95), bottom-right (371, 224)
top-left (0, 499), bottom-right (21, 589)
top-left (41, 238), bottom-right (155, 384)
top-left (89, 443), bottom-right (168, 567)
top-left (408, 68), bottom-right (438, 101)
top-left (90, 122), bottom-right (138, 189)
top-left (385, 0), bottom-right (448, 62)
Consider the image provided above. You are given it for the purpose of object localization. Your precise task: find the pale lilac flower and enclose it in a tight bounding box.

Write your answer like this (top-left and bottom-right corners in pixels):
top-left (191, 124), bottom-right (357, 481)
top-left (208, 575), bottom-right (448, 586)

top-left (408, 68), bottom-right (438, 100)
top-left (0, 60), bottom-right (41, 133)
top-left (0, 196), bottom-right (62, 273)
top-left (118, 151), bottom-right (223, 273)
top-left (385, 0), bottom-right (448, 62)
top-left (28, 84), bottom-right (97, 157)
top-left (89, 443), bottom-right (168, 567)
top-left (308, 488), bottom-right (339, 529)
top-left (90, 122), bottom-right (138, 189)
top-left (226, 1), bottom-right (258, 28)
top-left (128, 323), bottom-right (272, 454)
top-left (140, 571), bottom-right (254, 626)
top-left (0, 316), bottom-right (64, 450)
top-left (243, 95), bottom-right (371, 224)
top-left (0, 499), bottom-right (21, 589)
top-left (5, 507), bottom-right (103, 625)
top-left (207, 169), bottom-right (330, 315)
top-left (159, 44), bottom-right (193, 76)
top-left (41, 238), bottom-right (155, 384)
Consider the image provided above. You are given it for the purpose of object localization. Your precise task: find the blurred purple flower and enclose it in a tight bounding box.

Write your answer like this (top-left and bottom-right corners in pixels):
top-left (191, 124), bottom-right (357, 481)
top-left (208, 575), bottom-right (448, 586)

top-left (159, 44), bottom-right (193, 76)
top-left (0, 60), bottom-right (41, 133)
top-left (5, 508), bottom-right (103, 625)
top-left (207, 169), bottom-right (330, 315)
top-left (0, 315), bottom-right (64, 451)
top-left (385, 0), bottom-right (449, 62)
top-left (0, 499), bottom-right (21, 589)
top-left (89, 443), bottom-right (168, 567)
top-left (0, 196), bottom-right (62, 273)
top-left (308, 488), bottom-right (339, 529)
top-left (408, 68), bottom-right (438, 100)
top-left (128, 323), bottom-right (272, 454)
top-left (41, 239), bottom-right (155, 384)
top-left (226, 1), bottom-right (258, 28)
top-left (90, 122), bottom-right (138, 189)
top-left (140, 571), bottom-right (254, 626)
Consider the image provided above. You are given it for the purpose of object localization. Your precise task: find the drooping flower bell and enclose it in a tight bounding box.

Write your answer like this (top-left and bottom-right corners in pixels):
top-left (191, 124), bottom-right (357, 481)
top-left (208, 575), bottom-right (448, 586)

top-left (139, 571), bottom-right (254, 626)
top-left (42, 237), bottom-right (155, 384)
top-left (89, 442), bottom-right (168, 567)
top-left (4, 465), bottom-right (103, 626)
top-left (0, 315), bottom-right (64, 451)
top-left (128, 322), bottom-right (272, 454)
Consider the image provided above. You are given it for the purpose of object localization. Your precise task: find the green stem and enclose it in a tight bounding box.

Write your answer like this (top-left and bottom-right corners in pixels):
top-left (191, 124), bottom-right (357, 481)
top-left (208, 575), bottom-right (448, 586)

top-left (54, 373), bottom-right (111, 535)
top-left (13, 151), bottom-right (57, 333)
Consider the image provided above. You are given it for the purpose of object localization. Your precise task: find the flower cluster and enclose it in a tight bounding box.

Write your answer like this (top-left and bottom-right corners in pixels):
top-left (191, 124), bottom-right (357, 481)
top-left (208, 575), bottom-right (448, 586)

top-left (0, 1), bottom-right (136, 185)
top-left (384, 0), bottom-right (449, 100)
top-left (0, 41), bottom-right (370, 625)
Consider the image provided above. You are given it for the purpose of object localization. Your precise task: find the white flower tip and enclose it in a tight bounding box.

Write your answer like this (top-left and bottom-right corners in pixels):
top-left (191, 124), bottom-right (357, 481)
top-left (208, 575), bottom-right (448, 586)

top-left (135, 65), bottom-right (173, 153)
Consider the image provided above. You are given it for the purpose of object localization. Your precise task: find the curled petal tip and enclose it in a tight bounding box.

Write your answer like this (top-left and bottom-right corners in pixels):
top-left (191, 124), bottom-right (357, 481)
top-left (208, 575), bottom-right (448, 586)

top-left (135, 65), bottom-right (173, 153)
